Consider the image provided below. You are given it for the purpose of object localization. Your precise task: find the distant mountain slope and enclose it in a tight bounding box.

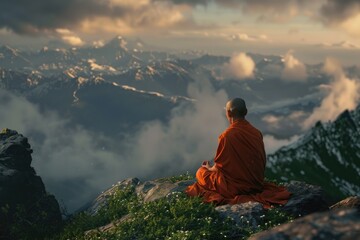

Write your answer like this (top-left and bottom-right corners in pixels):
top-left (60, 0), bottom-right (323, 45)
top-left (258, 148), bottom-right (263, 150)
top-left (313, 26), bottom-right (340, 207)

top-left (266, 105), bottom-right (360, 199)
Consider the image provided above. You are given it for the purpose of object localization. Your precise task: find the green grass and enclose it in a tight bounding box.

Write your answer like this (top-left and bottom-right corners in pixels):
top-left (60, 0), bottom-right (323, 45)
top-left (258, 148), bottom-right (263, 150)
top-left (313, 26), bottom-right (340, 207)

top-left (158, 171), bottom-right (195, 183)
top-left (54, 175), bottom-right (294, 240)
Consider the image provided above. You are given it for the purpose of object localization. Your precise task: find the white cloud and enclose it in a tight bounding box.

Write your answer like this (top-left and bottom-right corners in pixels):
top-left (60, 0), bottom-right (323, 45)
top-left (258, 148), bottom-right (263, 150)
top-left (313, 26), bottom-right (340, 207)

top-left (0, 77), bottom-right (229, 212)
top-left (222, 53), bottom-right (255, 80)
top-left (123, 78), bottom-right (228, 178)
top-left (303, 58), bottom-right (360, 129)
top-left (281, 50), bottom-right (307, 82)
top-left (0, 89), bottom-right (128, 211)
top-left (92, 40), bottom-right (105, 48)
top-left (61, 36), bottom-right (84, 46)
top-left (262, 111), bottom-right (307, 132)
top-left (229, 33), bottom-right (268, 42)
top-left (263, 135), bottom-right (300, 154)
top-left (55, 28), bottom-right (85, 46)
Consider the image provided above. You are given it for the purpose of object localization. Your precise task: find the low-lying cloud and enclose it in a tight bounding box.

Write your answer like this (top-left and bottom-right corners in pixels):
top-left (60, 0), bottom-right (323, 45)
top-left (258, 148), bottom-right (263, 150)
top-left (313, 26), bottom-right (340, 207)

top-left (0, 78), bottom-right (229, 212)
top-left (263, 134), bottom-right (300, 154)
top-left (222, 53), bottom-right (255, 80)
top-left (303, 57), bottom-right (360, 129)
top-left (281, 51), bottom-right (307, 82)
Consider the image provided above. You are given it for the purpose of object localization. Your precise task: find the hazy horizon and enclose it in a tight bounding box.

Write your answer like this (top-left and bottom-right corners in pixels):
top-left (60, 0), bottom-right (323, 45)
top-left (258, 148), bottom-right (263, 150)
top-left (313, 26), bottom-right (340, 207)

top-left (1, 0), bottom-right (360, 65)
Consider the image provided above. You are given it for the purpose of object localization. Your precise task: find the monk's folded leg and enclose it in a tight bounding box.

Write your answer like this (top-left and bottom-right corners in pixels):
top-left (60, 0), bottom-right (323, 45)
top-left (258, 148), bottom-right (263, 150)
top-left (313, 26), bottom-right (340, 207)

top-left (195, 167), bottom-right (218, 191)
top-left (185, 167), bottom-right (226, 204)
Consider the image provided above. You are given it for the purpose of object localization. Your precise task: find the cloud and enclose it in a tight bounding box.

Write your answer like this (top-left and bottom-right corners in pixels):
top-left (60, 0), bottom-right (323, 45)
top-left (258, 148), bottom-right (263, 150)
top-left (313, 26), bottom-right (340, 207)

top-left (222, 53), bottom-right (255, 80)
top-left (0, 0), bottom-right (190, 35)
top-left (0, 77), bottom-right (229, 212)
top-left (54, 28), bottom-right (85, 46)
top-left (0, 89), bottom-right (127, 212)
top-left (262, 111), bottom-right (308, 133)
top-left (303, 57), bottom-right (360, 129)
top-left (174, 0), bottom-right (315, 22)
top-left (124, 78), bottom-right (228, 178)
top-left (263, 135), bottom-right (300, 154)
top-left (320, 0), bottom-right (360, 37)
top-left (229, 33), bottom-right (268, 42)
top-left (281, 50), bottom-right (307, 82)
top-left (316, 41), bottom-right (359, 49)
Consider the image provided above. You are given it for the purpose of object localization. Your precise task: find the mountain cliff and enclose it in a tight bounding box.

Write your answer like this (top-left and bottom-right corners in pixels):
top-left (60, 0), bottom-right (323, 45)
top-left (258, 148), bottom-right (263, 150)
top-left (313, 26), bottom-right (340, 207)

top-left (0, 129), bottom-right (62, 239)
top-left (266, 105), bottom-right (360, 199)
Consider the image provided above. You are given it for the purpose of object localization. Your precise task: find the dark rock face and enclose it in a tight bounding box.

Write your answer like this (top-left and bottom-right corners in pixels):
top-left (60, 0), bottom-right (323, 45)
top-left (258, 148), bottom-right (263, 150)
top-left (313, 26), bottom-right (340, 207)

top-left (216, 202), bottom-right (265, 230)
top-left (249, 208), bottom-right (360, 240)
top-left (281, 181), bottom-right (329, 217)
top-left (0, 129), bottom-right (62, 239)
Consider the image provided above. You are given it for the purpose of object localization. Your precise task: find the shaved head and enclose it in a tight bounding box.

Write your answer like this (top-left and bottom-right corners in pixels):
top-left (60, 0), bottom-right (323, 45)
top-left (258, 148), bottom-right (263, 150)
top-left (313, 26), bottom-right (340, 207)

top-left (226, 98), bottom-right (247, 118)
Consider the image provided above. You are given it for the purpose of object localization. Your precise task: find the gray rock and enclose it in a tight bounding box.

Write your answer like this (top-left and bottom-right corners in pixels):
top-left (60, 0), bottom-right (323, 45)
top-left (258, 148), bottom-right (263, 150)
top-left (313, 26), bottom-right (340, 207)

top-left (249, 208), bottom-right (360, 240)
top-left (85, 177), bottom-right (140, 215)
top-left (281, 181), bottom-right (329, 217)
top-left (85, 177), bottom-right (196, 215)
top-left (0, 128), bottom-right (62, 238)
top-left (215, 202), bottom-right (265, 229)
top-left (138, 179), bottom-right (196, 202)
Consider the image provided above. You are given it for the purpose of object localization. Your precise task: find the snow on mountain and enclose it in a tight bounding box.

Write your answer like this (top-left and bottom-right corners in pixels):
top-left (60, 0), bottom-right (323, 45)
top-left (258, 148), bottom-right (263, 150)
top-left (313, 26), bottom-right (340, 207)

top-left (266, 105), bottom-right (360, 198)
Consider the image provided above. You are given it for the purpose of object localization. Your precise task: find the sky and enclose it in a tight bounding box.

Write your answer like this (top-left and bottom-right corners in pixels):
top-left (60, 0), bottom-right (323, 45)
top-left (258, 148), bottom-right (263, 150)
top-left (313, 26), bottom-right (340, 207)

top-left (1, 0), bottom-right (360, 64)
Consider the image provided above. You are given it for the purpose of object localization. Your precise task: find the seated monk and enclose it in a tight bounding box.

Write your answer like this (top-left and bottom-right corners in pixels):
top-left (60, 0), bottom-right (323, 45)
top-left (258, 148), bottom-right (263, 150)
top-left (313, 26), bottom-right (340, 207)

top-left (186, 98), bottom-right (291, 208)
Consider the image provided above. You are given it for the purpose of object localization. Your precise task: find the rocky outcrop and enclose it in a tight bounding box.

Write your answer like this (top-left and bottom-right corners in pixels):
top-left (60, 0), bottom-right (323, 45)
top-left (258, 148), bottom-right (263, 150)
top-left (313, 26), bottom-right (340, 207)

top-left (281, 181), bottom-right (329, 217)
top-left (85, 177), bottom-right (196, 215)
top-left (249, 208), bottom-right (360, 240)
top-left (0, 128), bottom-right (62, 239)
top-left (215, 202), bottom-right (264, 230)
top-left (84, 177), bottom-right (332, 237)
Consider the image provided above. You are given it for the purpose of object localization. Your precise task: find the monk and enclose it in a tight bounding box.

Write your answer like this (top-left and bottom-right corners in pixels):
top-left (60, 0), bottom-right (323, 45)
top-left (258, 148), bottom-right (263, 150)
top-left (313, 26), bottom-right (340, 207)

top-left (186, 98), bottom-right (291, 208)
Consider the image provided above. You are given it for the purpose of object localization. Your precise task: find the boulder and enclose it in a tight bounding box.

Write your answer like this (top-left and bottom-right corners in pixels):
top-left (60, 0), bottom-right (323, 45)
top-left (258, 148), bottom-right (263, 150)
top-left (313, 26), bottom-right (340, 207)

top-left (0, 129), bottom-right (62, 239)
top-left (249, 208), bottom-right (360, 240)
top-left (85, 177), bottom-right (196, 215)
top-left (215, 202), bottom-right (265, 230)
top-left (281, 181), bottom-right (329, 217)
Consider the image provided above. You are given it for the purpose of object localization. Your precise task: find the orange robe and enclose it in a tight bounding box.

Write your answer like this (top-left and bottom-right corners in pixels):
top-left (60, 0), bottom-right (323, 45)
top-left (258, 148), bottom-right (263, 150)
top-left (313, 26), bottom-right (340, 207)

top-left (186, 119), bottom-right (290, 208)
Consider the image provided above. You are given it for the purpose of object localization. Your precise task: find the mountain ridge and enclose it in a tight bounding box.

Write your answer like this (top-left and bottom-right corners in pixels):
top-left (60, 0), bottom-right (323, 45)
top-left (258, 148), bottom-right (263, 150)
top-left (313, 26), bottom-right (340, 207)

top-left (266, 104), bottom-right (360, 199)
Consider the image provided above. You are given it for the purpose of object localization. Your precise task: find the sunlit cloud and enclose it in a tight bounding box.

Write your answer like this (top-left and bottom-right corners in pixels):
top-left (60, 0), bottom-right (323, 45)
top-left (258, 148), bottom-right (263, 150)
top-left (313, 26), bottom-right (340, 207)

top-left (61, 36), bottom-right (84, 46)
top-left (228, 33), bottom-right (269, 42)
top-left (303, 58), bottom-right (360, 129)
top-left (92, 40), bottom-right (105, 48)
top-left (0, 0), bottom-right (192, 36)
top-left (281, 50), bottom-right (307, 82)
top-left (222, 53), bottom-right (255, 80)
top-left (320, 0), bottom-right (360, 37)
top-left (339, 13), bottom-right (360, 37)
top-left (55, 28), bottom-right (85, 46)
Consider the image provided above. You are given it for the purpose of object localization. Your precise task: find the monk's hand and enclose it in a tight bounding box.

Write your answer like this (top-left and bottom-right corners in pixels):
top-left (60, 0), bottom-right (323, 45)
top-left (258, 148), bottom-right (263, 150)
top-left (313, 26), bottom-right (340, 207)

top-left (202, 160), bottom-right (211, 170)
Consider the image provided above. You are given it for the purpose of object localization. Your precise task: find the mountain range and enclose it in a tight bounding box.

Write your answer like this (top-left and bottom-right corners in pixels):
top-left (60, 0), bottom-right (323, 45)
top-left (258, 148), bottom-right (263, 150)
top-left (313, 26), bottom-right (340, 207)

top-left (0, 35), bottom-right (359, 211)
top-left (0, 35), bottom-right (335, 138)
